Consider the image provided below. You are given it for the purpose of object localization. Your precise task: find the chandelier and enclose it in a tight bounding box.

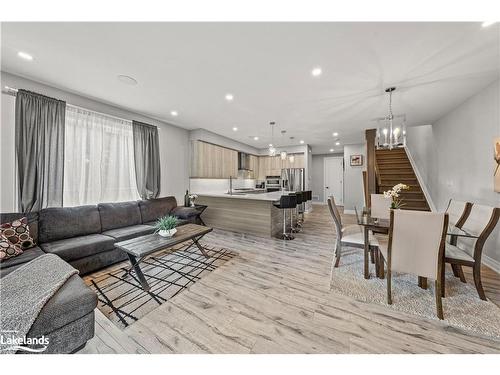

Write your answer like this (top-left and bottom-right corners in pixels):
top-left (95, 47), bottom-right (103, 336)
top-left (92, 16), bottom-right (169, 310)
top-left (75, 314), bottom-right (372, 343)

top-left (375, 87), bottom-right (407, 150)
top-left (280, 130), bottom-right (287, 160)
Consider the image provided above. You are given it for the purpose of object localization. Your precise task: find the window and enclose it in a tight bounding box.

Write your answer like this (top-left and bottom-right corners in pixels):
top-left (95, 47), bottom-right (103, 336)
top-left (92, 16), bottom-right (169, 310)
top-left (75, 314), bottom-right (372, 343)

top-left (63, 106), bottom-right (139, 206)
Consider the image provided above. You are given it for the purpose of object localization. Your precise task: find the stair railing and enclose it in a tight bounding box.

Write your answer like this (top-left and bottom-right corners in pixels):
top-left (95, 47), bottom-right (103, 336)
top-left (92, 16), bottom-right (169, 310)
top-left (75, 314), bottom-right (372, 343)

top-left (403, 146), bottom-right (437, 212)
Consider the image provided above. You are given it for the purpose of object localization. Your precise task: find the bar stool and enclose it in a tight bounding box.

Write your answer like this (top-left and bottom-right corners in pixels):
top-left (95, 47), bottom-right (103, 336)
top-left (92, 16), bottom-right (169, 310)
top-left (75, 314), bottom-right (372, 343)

top-left (273, 194), bottom-right (297, 240)
top-left (291, 192), bottom-right (305, 232)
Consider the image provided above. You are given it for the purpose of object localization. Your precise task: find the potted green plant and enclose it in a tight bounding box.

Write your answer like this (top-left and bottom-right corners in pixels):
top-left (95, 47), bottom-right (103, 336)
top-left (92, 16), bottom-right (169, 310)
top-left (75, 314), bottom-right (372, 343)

top-left (154, 215), bottom-right (178, 238)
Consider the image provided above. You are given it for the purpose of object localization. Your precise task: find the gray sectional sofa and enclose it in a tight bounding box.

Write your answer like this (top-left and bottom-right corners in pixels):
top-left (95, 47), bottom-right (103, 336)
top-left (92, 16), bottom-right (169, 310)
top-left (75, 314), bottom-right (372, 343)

top-left (0, 196), bottom-right (199, 353)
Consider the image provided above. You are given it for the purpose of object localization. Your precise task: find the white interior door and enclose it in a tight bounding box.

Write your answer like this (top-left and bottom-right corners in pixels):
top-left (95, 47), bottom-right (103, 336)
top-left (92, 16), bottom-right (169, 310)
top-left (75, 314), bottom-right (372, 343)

top-left (324, 157), bottom-right (344, 204)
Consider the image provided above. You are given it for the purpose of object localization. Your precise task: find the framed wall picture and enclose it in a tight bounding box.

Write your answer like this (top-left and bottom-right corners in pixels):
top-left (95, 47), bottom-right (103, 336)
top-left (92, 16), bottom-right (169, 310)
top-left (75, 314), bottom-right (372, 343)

top-left (350, 154), bottom-right (363, 166)
top-left (495, 137), bottom-right (500, 192)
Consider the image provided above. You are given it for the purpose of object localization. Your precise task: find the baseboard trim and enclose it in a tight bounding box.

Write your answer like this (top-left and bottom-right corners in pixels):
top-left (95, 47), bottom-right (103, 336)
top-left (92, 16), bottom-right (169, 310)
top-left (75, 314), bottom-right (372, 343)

top-left (483, 255), bottom-right (500, 274)
top-left (343, 209), bottom-right (356, 215)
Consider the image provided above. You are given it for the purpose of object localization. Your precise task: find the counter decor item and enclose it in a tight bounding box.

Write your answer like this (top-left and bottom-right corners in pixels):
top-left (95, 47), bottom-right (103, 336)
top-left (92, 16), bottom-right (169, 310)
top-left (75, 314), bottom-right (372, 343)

top-left (155, 215), bottom-right (178, 238)
top-left (189, 194), bottom-right (198, 207)
top-left (383, 183), bottom-right (410, 209)
top-left (184, 190), bottom-right (190, 207)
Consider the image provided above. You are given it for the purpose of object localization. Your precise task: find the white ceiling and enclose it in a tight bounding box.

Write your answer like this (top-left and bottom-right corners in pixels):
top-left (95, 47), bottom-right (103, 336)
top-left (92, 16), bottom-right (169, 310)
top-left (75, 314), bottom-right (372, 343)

top-left (2, 22), bottom-right (499, 154)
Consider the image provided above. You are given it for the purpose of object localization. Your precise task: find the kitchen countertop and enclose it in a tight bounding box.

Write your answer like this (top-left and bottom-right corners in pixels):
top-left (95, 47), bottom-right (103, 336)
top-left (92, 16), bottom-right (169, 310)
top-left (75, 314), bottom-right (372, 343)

top-left (195, 190), bottom-right (294, 201)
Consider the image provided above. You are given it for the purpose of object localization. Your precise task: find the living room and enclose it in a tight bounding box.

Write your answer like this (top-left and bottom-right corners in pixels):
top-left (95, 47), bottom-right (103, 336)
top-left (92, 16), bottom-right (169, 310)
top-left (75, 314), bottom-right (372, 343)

top-left (1, 1), bottom-right (500, 373)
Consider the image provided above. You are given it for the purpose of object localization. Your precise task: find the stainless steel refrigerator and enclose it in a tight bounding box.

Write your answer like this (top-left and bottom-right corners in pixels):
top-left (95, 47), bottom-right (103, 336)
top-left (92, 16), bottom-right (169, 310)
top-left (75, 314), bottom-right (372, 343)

top-left (281, 168), bottom-right (305, 192)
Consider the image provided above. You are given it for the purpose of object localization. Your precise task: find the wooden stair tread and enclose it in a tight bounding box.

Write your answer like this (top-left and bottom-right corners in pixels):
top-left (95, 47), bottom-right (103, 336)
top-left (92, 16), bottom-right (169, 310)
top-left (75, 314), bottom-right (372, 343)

top-left (375, 147), bottom-right (431, 212)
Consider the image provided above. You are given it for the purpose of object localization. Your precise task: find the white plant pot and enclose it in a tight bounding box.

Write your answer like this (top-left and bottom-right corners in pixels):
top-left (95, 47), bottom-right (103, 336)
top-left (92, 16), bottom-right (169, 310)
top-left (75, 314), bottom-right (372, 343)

top-left (158, 228), bottom-right (177, 238)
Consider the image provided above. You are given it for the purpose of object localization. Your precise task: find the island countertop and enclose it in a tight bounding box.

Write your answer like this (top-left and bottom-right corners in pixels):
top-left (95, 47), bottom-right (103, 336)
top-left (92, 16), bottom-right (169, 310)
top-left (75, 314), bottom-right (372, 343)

top-left (194, 191), bottom-right (298, 237)
top-left (194, 190), bottom-right (294, 201)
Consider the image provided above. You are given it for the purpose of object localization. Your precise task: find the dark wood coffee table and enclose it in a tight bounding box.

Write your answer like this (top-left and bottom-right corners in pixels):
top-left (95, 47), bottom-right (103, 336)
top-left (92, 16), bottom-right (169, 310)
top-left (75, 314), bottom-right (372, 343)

top-left (115, 224), bottom-right (213, 291)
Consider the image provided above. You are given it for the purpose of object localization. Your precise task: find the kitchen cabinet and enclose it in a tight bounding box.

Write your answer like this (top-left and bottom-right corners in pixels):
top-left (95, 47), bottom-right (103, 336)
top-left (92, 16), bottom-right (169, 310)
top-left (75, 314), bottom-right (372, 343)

top-left (190, 141), bottom-right (238, 178)
top-left (255, 153), bottom-right (305, 179)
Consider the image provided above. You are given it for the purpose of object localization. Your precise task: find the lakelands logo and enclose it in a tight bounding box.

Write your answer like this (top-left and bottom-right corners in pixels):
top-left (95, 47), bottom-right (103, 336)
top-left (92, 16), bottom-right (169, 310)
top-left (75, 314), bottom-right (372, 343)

top-left (0, 330), bottom-right (49, 353)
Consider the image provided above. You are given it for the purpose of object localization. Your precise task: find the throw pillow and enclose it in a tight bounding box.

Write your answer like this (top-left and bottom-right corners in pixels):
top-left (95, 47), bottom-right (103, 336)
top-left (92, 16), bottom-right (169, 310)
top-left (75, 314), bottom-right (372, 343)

top-left (0, 235), bottom-right (23, 261)
top-left (0, 217), bottom-right (36, 250)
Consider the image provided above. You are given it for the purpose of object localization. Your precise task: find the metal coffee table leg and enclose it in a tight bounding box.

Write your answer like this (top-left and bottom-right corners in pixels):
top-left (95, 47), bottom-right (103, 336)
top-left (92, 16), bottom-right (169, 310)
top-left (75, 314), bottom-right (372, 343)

top-left (127, 253), bottom-right (150, 291)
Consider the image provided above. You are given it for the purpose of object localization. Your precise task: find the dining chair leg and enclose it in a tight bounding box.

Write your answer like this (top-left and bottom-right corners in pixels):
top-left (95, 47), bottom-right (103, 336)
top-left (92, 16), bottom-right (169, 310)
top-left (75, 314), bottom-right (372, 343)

top-left (333, 242), bottom-right (341, 268)
top-left (378, 252), bottom-right (385, 279)
top-left (418, 276), bottom-right (428, 290)
top-left (451, 264), bottom-right (460, 278)
top-left (473, 263), bottom-right (487, 301)
top-left (456, 264), bottom-right (466, 283)
top-left (386, 268), bottom-right (392, 305)
top-left (435, 279), bottom-right (444, 320)
top-left (374, 249), bottom-right (380, 276)
top-left (363, 228), bottom-right (370, 279)
top-left (441, 262), bottom-right (446, 298)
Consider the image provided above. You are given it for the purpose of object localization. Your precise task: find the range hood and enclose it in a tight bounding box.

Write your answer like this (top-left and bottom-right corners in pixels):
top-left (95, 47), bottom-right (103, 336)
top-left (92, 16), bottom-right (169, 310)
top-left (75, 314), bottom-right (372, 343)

top-left (238, 152), bottom-right (252, 171)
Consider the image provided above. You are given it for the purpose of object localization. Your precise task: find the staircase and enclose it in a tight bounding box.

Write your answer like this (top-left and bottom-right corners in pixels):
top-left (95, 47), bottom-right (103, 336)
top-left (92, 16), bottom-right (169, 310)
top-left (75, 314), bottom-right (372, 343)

top-left (375, 148), bottom-right (430, 211)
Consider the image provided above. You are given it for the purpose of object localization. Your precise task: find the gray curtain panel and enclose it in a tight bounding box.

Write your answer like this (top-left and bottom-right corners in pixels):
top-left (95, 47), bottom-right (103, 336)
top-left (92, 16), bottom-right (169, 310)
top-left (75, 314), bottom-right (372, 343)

top-left (132, 121), bottom-right (161, 199)
top-left (15, 90), bottom-right (66, 212)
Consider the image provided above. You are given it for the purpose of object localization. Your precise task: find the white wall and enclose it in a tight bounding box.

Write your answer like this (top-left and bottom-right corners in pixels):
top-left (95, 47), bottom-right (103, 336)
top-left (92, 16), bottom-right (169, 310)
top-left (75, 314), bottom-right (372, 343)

top-left (0, 72), bottom-right (190, 209)
top-left (343, 144), bottom-right (367, 212)
top-left (406, 79), bottom-right (500, 267)
top-left (0, 94), bottom-right (17, 212)
top-left (311, 153), bottom-right (344, 203)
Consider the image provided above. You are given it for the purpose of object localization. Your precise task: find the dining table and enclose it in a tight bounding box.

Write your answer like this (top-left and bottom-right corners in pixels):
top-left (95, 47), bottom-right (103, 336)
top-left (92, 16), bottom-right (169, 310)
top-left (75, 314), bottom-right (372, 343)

top-left (355, 208), bottom-right (480, 293)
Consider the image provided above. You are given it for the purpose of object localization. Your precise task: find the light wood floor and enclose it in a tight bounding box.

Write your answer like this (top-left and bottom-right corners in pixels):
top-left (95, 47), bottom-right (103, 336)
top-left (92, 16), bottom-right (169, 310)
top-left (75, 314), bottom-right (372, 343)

top-left (80, 205), bottom-right (500, 354)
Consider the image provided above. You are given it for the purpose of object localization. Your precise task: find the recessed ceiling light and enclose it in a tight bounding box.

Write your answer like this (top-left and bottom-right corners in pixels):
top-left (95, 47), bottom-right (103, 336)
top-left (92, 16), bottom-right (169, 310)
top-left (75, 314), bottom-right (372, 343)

top-left (332, 132), bottom-right (339, 137)
top-left (335, 142), bottom-right (340, 146)
top-left (225, 93), bottom-right (234, 101)
top-left (117, 75), bottom-right (138, 85)
top-left (253, 136), bottom-right (259, 141)
top-left (482, 21), bottom-right (497, 28)
top-left (299, 140), bottom-right (305, 144)
top-left (311, 67), bottom-right (322, 77)
top-left (329, 148), bottom-right (334, 152)
top-left (17, 51), bottom-right (33, 61)
top-left (232, 127), bottom-right (238, 131)
top-left (170, 110), bottom-right (178, 117)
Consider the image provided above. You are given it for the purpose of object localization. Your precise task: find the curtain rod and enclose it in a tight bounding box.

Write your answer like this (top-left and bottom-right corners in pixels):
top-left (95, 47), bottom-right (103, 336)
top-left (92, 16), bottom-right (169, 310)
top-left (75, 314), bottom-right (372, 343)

top-left (1, 85), bottom-right (143, 125)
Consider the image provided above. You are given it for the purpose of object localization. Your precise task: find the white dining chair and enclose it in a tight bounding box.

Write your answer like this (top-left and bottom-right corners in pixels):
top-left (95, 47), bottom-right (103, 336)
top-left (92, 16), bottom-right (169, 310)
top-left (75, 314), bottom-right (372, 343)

top-left (445, 204), bottom-right (500, 300)
top-left (445, 199), bottom-right (472, 230)
top-left (375, 209), bottom-right (448, 319)
top-left (370, 194), bottom-right (391, 220)
top-left (327, 196), bottom-right (379, 284)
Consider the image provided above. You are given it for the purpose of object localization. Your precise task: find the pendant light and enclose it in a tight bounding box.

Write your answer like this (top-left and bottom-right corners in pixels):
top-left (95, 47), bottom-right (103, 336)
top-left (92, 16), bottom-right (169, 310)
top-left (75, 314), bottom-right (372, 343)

top-left (268, 121), bottom-right (276, 156)
top-left (280, 130), bottom-right (287, 160)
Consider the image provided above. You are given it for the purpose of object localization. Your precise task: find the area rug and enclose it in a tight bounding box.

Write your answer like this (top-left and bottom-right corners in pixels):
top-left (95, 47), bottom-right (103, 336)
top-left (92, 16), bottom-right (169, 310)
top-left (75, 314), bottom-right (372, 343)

top-left (330, 248), bottom-right (500, 340)
top-left (88, 244), bottom-right (237, 329)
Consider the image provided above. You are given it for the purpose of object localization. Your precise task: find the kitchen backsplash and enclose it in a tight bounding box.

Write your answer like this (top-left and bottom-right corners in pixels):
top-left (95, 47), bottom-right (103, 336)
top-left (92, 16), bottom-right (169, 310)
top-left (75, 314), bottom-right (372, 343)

top-left (189, 178), bottom-right (256, 193)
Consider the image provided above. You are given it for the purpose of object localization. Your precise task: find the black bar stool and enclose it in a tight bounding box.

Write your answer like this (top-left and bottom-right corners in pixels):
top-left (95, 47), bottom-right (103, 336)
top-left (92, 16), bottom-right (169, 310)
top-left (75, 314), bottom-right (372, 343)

top-left (291, 192), bottom-right (305, 232)
top-left (273, 194), bottom-right (297, 240)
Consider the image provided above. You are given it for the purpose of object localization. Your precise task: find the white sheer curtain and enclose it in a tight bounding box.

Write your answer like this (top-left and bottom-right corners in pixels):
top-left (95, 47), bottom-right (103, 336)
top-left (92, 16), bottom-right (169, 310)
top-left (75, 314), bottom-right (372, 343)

top-left (63, 106), bottom-right (139, 206)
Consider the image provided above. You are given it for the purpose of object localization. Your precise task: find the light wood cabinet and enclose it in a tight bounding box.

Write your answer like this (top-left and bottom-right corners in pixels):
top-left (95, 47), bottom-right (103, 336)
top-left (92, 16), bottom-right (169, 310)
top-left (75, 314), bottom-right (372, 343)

top-left (254, 153), bottom-right (306, 179)
top-left (191, 141), bottom-right (306, 179)
top-left (190, 141), bottom-right (238, 178)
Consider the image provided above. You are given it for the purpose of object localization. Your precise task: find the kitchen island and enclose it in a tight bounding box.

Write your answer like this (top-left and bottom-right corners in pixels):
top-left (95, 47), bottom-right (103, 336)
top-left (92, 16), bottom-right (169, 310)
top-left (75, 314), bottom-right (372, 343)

top-left (195, 191), bottom-right (297, 238)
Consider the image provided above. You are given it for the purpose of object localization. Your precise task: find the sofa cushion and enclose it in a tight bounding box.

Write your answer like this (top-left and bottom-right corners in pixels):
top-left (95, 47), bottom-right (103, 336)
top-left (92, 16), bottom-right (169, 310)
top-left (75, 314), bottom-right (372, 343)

top-left (0, 246), bottom-right (45, 278)
top-left (98, 201), bottom-right (142, 231)
top-left (172, 206), bottom-right (199, 219)
top-left (40, 234), bottom-right (115, 262)
top-left (144, 218), bottom-right (190, 227)
top-left (39, 205), bottom-right (101, 243)
top-left (102, 224), bottom-right (155, 242)
top-left (1, 212), bottom-right (39, 244)
top-left (1, 216), bottom-right (36, 250)
top-left (28, 274), bottom-right (97, 338)
top-left (138, 196), bottom-right (178, 224)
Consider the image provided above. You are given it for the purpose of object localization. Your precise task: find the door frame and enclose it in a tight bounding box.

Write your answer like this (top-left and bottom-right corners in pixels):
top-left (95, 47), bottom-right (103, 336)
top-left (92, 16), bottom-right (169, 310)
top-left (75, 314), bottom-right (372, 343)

top-left (323, 156), bottom-right (344, 204)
